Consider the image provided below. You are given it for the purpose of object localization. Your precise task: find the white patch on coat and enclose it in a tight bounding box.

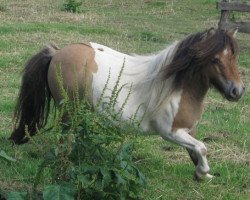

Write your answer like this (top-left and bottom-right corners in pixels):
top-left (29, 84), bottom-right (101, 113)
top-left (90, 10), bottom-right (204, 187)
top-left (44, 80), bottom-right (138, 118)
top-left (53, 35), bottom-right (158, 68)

top-left (223, 48), bottom-right (229, 56)
top-left (90, 41), bottom-right (182, 133)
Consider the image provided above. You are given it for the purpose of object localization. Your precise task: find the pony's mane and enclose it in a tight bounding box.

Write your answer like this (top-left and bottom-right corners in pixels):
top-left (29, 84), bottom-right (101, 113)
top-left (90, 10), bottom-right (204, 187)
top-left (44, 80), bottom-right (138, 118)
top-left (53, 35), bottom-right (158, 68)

top-left (132, 42), bottom-right (179, 114)
top-left (164, 29), bottom-right (239, 85)
top-left (131, 28), bottom-right (238, 114)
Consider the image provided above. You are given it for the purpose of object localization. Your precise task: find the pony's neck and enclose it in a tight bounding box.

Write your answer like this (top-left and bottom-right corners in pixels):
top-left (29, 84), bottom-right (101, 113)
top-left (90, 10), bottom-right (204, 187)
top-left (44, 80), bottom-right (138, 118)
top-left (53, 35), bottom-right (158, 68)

top-left (134, 42), bottom-right (179, 114)
top-left (182, 72), bottom-right (210, 102)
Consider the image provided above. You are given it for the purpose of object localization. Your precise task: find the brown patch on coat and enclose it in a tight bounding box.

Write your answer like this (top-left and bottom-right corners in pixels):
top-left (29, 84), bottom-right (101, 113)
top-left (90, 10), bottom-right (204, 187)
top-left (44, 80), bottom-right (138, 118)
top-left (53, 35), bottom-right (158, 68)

top-left (48, 43), bottom-right (98, 104)
top-left (172, 95), bottom-right (202, 137)
top-left (214, 46), bottom-right (241, 84)
top-left (172, 79), bottom-right (209, 137)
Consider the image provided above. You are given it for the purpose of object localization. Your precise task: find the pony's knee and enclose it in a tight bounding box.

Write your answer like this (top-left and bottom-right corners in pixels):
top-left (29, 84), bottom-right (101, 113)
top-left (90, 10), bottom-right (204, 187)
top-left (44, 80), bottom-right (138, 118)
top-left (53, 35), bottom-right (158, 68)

top-left (194, 142), bottom-right (207, 156)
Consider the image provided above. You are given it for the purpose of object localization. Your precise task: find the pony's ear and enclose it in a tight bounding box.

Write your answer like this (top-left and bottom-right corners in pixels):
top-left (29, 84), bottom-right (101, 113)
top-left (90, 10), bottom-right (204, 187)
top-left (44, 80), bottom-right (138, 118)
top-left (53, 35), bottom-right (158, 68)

top-left (202, 28), bottom-right (216, 39)
top-left (207, 28), bottom-right (216, 36)
top-left (227, 28), bottom-right (238, 38)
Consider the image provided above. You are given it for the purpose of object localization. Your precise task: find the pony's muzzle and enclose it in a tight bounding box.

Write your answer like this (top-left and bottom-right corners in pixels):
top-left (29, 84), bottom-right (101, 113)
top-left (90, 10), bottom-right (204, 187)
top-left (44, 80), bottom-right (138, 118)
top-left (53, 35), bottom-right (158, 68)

top-left (227, 81), bottom-right (245, 101)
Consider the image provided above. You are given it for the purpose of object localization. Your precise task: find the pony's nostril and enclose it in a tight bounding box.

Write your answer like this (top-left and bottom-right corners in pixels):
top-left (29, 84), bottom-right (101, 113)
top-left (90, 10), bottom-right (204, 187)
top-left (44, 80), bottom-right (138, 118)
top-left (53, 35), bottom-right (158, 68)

top-left (230, 87), bottom-right (239, 98)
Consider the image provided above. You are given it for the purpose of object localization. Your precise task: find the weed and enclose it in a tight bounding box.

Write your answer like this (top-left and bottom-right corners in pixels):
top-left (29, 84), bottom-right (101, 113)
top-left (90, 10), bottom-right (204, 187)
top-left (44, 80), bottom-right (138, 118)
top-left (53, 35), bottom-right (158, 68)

top-left (6, 66), bottom-right (146, 199)
top-left (62, 0), bottom-right (83, 13)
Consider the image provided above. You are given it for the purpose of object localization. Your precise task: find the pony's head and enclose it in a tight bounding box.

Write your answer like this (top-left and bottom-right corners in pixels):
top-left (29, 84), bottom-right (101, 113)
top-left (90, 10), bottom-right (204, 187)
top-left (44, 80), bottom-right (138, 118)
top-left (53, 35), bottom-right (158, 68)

top-left (166, 28), bottom-right (245, 101)
top-left (200, 28), bottom-right (245, 101)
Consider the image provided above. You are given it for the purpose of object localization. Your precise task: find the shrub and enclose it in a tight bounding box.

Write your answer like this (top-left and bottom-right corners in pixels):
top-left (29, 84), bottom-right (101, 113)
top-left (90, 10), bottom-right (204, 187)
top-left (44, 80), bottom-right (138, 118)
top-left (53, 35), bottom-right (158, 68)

top-left (62, 0), bottom-right (83, 13)
top-left (7, 65), bottom-right (146, 199)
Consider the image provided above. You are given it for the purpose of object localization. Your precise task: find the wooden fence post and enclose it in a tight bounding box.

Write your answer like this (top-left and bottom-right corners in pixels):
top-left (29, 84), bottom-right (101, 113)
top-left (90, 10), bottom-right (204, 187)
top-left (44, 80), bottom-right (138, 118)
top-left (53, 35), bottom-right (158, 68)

top-left (218, 0), bottom-right (231, 30)
top-left (217, 0), bottom-right (250, 33)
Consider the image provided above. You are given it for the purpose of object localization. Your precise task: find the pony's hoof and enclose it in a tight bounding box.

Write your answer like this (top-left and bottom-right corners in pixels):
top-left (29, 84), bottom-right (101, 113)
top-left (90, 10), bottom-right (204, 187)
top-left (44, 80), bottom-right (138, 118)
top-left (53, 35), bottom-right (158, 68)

top-left (194, 172), bottom-right (214, 181)
top-left (205, 173), bottom-right (214, 179)
top-left (194, 172), bottom-right (203, 181)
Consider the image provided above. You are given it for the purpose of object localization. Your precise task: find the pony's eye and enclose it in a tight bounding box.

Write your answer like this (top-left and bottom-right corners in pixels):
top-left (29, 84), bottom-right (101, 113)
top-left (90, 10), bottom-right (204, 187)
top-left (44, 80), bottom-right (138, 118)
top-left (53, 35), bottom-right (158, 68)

top-left (211, 58), bottom-right (221, 64)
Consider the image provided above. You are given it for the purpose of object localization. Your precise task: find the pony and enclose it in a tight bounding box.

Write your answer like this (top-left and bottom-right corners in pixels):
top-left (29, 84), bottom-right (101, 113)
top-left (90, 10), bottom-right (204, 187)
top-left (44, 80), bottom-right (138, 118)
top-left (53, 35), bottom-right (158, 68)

top-left (10, 28), bottom-right (245, 180)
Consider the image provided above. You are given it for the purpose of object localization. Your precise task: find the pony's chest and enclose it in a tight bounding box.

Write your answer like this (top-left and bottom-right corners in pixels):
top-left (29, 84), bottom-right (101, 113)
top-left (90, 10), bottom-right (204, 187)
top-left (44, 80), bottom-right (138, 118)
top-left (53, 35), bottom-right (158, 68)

top-left (143, 90), bottom-right (183, 133)
top-left (172, 91), bottom-right (204, 131)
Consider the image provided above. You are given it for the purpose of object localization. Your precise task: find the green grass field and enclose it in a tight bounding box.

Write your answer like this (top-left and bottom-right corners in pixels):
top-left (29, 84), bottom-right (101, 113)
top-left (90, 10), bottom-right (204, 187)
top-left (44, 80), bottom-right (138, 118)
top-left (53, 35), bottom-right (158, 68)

top-left (0, 0), bottom-right (249, 199)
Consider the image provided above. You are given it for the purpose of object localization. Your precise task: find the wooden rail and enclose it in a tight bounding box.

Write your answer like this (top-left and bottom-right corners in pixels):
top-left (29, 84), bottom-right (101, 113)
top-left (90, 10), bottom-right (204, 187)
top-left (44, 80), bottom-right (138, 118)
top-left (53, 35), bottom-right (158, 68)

top-left (217, 0), bottom-right (250, 33)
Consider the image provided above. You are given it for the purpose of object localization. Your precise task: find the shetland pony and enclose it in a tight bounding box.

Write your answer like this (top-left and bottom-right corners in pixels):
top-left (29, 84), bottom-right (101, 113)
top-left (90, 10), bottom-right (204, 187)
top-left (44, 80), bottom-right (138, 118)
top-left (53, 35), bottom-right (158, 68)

top-left (10, 28), bottom-right (245, 180)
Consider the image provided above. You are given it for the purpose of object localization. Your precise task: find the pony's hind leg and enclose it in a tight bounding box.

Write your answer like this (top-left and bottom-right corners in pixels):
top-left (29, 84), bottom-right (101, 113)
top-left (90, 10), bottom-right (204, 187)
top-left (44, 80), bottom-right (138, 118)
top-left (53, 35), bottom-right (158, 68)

top-left (161, 128), bottom-right (213, 180)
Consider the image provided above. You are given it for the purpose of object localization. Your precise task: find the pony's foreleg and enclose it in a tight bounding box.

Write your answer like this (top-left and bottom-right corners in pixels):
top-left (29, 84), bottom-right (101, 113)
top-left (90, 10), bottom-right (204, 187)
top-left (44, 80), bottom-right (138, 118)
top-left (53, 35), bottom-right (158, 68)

top-left (161, 128), bottom-right (213, 180)
top-left (187, 148), bottom-right (198, 166)
top-left (186, 130), bottom-right (199, 166)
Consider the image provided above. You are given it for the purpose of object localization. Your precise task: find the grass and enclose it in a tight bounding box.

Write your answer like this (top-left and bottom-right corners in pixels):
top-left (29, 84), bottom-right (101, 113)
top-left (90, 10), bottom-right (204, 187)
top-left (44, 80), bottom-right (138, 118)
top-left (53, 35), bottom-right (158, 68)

top-left (0, 0), bottom-right (249, 199)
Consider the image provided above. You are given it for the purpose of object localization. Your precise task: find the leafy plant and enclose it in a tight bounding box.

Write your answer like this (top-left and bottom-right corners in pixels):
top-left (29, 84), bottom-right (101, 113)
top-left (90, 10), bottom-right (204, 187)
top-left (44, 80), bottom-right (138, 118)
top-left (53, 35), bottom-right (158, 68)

top-left (0, 150), bottom-right (16, 162)
top-left (6, 192), bottom-right (28, 200)
top-left (43, 183), bottom-right (75, 200)
top-left (62, 0), bottom-right (83, 13)
top-left (9, 65), bottom-right (146, 199)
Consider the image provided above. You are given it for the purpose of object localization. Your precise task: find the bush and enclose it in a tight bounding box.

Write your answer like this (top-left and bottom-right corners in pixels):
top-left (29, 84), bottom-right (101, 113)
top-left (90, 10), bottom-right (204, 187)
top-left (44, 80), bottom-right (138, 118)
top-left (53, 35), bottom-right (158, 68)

top-left (7, 65), bottom-right (146, 200)
top-left (62, 0), bottom-right (83, 13)
top-left (36, 101), bottom-right (146, 199)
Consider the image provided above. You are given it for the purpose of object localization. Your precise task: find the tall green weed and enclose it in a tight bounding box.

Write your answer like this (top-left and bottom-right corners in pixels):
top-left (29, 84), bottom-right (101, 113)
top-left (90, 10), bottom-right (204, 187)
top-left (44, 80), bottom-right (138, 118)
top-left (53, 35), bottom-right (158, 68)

top-left (62, 0), bottom-right (83, 13)
top-left (7, 65), bottom-right (146, 200)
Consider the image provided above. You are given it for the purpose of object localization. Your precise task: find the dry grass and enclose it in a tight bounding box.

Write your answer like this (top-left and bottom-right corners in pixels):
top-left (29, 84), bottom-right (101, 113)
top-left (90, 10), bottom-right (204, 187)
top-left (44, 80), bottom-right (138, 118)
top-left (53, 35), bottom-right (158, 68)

top-left (0, 180), bottom-right (33, 192)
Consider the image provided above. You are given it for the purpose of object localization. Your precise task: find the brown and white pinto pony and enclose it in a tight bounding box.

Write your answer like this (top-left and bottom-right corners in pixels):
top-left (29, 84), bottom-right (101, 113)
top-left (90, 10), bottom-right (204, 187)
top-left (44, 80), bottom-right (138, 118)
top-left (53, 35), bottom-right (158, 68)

top-left (10, 28), bottom-right (245, 180)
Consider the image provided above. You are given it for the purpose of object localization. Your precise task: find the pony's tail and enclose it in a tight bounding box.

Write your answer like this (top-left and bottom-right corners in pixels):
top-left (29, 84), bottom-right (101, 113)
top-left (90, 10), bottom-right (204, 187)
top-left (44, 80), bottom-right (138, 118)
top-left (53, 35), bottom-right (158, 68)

top-left (9, 44), bottom-right (59, 144)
